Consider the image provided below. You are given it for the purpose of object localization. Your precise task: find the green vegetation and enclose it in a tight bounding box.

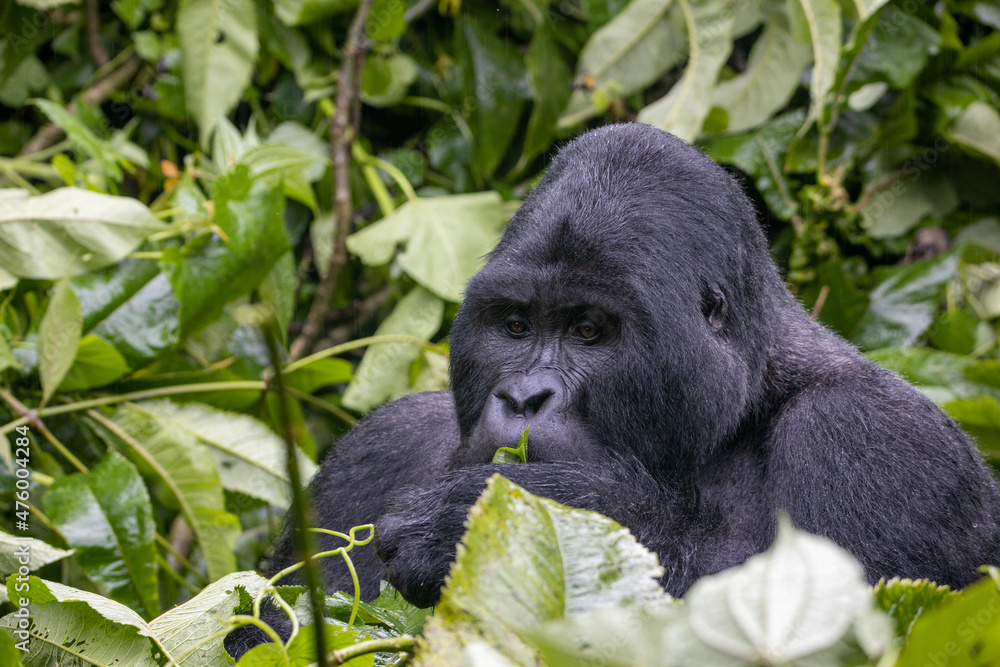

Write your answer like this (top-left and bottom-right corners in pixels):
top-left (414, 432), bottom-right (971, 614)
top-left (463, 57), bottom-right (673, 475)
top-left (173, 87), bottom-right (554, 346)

top-left (0, 0), bottom-right (998, 664)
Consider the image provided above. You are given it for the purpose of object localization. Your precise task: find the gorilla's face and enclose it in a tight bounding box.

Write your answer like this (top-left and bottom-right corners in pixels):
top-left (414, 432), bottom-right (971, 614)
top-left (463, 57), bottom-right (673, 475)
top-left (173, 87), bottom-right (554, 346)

top-left (449, 123), bottom-right (779, 472)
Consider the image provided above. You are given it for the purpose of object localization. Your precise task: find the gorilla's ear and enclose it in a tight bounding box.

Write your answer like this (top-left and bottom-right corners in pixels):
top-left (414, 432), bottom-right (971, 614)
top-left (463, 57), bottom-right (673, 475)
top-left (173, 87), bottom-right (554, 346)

top-left (701, 286), bottom-right (727, 331)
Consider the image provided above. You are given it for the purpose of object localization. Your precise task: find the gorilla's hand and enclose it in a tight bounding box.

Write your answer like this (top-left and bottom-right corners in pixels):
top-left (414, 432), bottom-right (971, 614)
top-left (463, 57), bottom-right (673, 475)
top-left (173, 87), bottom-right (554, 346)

top-left (373, 461), bottom-right (670, 607)
top-left (373, 469), bottom-right (493, 608)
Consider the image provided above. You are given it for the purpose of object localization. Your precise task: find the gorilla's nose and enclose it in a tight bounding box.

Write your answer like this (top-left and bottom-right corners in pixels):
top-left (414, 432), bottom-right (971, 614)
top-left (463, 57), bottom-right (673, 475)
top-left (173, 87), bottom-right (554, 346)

top-left (494, 371), bottom-right (563, 418)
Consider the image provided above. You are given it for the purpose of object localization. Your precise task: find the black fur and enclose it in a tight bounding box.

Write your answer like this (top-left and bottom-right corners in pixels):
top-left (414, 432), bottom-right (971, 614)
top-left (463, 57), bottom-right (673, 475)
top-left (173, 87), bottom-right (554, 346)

top-left (226, 123), bottom-right (1000, 658)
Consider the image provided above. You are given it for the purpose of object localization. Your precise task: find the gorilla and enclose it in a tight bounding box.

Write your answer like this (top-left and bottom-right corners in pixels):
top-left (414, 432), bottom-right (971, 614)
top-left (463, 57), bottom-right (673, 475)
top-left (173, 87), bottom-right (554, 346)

top-left (227, 123), bottom-right (1000, 656)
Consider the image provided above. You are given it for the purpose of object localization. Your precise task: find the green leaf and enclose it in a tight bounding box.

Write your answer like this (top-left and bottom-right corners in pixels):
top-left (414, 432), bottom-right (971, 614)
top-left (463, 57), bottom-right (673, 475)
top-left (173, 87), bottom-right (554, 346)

top-left (710, 1), bottom-right (811, 134)
top-left (0, 628), bottom-right (23, 667)
top-left (177, 0), bottom-right (259, 145)
top-left (258, 251), bottom-right (296, 347)
top-left (872, 577), bottom-right (955, 642)
top-left (457, 15), bottom-right (531, 178)
top-left (237, 623), bottom-right (374, 666)
top-left (31, 99), bottom-right (124, 180)
top-left (45, 451), bottom-right (160, 616)
top-left (928, 310), bottom-right (979, 355)
top-left (0, 531), bottom-right (73, 575)
top-left (950, 100), bottom-right (1000, 166)
top-left (790, 0), bottom-right (842, 130)
top-left (72, 259), bottom-right (180, 368)
top-left (58, 335), bottom-right (130, 391)
top-left (342, 286), bottom-right (444, 412)
top-left (361, 53), bottom-right (419, 108)
top-left (418, 475), bottom-right (669, 665)
top-left (0, 188), bottom-right (166, 280)
top-left (37, 276), bottom-right (82, 405)
top-left (0, 576), bottom-right (171, 666)
top-left (637, 0), bottom-right (734, 142)
top-left (149, 571), bottom-right (270, 667)
top-left (130, 400), bottom-right (317, 508)
top-left (274, 0), bottom-right (357, 26)
top-left (492, 427), bottom-right (529, 464)
top-left (523, 22), bottom-right (572, 160)
top-left (346, 192), bottom-right (506, 302)
top-left (94, 403), bottom-right (240, 581)
top-left (560, 0), bottom-right (685, 126)
top-left (851, 8), bottom-right (940, 91)
top-left (283, 358), bottom-right (353, 394)
top-left (942, 395), bottom-right (1000, 456)
top-left (665, 517), bottom-right (889, 664)
top-left (865, 347), bottom-right (994, 404)
top-left (160, 166), bottom-right (291, 337)
top-left (850, 0), bottom-right (889, 21)
top-left (367, 0), bottom-right (407, 41)
top-left (853, 252), bottom-right (960, 350)
top-left (239, 142), bottom-right (327, 210)
top-left (897, 570), bottom-right (1000, 667)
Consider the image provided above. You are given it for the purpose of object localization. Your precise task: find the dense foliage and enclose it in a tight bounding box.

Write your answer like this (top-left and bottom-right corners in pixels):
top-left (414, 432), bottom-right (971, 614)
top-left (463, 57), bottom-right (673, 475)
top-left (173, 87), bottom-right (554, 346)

top-left (0, 0), bottom-right (999, 664)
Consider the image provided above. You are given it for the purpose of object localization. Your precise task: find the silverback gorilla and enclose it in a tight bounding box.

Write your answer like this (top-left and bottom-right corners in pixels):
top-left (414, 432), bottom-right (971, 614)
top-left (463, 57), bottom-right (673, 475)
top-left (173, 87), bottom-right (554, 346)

top-left (227, 123), bottom-right (1000, 657)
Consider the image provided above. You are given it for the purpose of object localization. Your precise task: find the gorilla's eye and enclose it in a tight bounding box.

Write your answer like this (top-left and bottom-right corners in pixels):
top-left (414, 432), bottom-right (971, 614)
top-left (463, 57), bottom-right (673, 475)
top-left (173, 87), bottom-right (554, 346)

top-left (505, 319), bottom-right (529, 336)
top-left (576, 321), bottom-right (601, 341)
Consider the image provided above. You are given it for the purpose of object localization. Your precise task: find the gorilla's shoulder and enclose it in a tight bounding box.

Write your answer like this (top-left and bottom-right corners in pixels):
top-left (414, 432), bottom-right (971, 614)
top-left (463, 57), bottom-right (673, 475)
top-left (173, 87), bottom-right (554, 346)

top-left (357, 391), bottom-right (457, 429)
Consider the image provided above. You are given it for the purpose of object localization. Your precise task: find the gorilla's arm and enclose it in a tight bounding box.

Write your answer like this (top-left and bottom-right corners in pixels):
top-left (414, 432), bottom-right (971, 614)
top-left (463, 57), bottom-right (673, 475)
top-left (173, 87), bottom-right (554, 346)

top-left (767, 364), bottom-right (1000, 587)
top-left (373, 458), bottom-right (697, 607)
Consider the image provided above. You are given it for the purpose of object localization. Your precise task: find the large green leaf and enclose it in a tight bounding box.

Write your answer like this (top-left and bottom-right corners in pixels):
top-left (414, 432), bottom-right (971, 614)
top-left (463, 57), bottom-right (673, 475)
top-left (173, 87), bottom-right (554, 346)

top-left (853, 252), bottom-right (960, 350)
top-left (149, 571), bottom-right (269, 667)
top-left (342, 286), bottom-right (444, 412)
top-left (711, 0), bottom-right (812, 134)
top-left (790, 0), bottom-right (842, 130)
top-left (346, 192), bottom-right (506, 302)
top-left (416, 475), bottom-right (669, 666)
top-left (45, 451), bottom-right (159, 617)
top-left (0, 532), bottom-right (73, 576)
top-left (457, 15), bottom-right (531, 178)
top-left (560, 0), bottom-right (685, 125)
top-left (637, 0), bottom-right (734, 141)
top-left (37, 276), bottom-right (82, 405)
top-left (93, 403), bottom-right (240, 581)
top-left (0, 576), bottom-right (171, 666)
top-left (130, 400), bottom-right (317, 508)
top-left (160, 166), bottom-right (290, 337)
top-left (950, 100), bottom-right (1000, 166)
top-left (523, 22), bottom-right (572, 161)
top-left (897, 569), bottom-right (1000, 667)
top-left (57, 335), bottom-right (130, 392)
top-left (177, 0), bottom-right (259, 144)
top-left (72, 259), bottom-right (179, 368)
top-left (0, 188), bottom-right (166, 279)
top-left (0, 628), bottom-right (23, 667)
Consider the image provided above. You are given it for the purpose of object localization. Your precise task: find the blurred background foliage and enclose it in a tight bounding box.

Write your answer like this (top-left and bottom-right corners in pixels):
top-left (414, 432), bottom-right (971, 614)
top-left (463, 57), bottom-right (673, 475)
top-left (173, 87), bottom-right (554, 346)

top-left (0, 0), bottom-right (998, 620)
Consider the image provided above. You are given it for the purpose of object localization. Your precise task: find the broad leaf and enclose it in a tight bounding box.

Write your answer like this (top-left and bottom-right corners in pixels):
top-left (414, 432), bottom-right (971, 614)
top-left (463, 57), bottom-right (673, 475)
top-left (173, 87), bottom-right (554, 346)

top-left (130, 400), bottom-right (317, 508)
top-left (0, 576), bottom-right (171, 666)
top-left (342, 286), bottom-right (444, 412)
top-left (160, 166), bottom-right (290, 337)
top-left (93, 403), bottom-right (240, 581)
top-left (0, 531), bottom-right (73, 575)
top-left (149, 571), bottom-right (269, 667)
top-left (560, 0), bottom-right (685, 125)
top-left (177, 0), bottom-right (259, 144)
top-left (523, 22), bottom-right (572, 160)
top-left (416, 475), bottom-right (669, 665)
top-left (58, 335), bottom-right (130, 391)
top-left (790, 0), bottom-right (842, 130)
top-left (0, 628), bottom-right (23, 666)
top-left (72, 259), bottom-right (180, 368)
top-left (346, 192), bottom-right (506, 302)
top-left (950, 100), bottom-right (1000, 165)
top-left (45, 451), bottom-right (159, 616)
top-left (0, 188), bottom-right (166, 279)
top-left (711, 1), bottom-right (811, 134)
top-left (37, 276), bottom-right (82, 404)
top-left (637, 0), bottom-right (734, 141)
top-left (667, 518), bottom-right (889, 664)
top-left (853, 252), bottom-right (960, 350)
top-left (274, 0), bottom-right (357, 26)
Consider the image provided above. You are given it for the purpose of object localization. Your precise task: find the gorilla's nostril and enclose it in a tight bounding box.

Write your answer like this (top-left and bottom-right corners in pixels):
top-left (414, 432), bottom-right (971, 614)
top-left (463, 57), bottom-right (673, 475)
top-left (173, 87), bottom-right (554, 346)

top-left (523, 389), bottom-right (554, 416)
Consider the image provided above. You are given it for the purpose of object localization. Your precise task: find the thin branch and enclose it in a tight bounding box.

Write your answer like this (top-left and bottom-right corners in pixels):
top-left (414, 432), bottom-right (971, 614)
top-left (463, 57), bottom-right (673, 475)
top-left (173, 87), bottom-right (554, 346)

top-left (85, 0), bottom-right (110, 67)
top-left (18, 53), bottom-right (142, 157)
top-left (289, 0), bottom-right (378, 362)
